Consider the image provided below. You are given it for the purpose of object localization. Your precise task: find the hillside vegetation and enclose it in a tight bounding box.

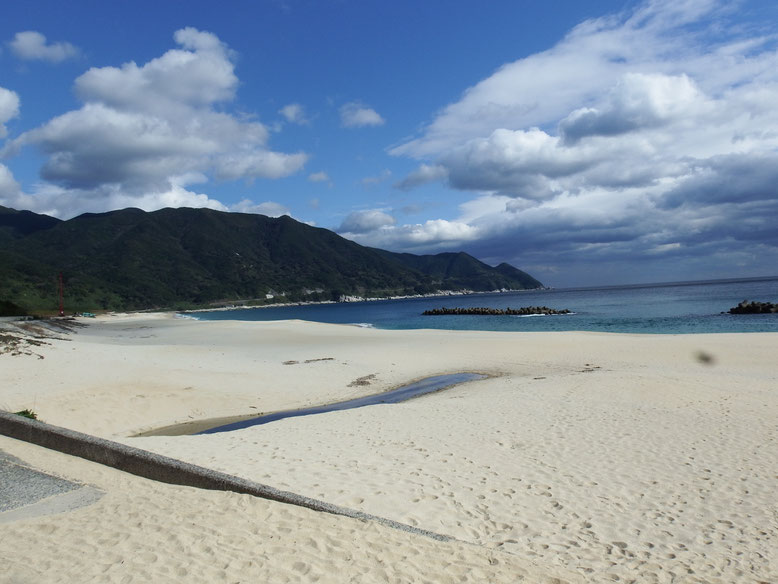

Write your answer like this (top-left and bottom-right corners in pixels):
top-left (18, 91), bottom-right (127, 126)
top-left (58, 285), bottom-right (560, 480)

top-left (0, 205), bottom-right (543, 313)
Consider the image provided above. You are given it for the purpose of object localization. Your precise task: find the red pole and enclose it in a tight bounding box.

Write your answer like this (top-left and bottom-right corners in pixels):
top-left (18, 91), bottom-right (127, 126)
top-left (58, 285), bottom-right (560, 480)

top-left (58, 272), bottom-right (65, 317)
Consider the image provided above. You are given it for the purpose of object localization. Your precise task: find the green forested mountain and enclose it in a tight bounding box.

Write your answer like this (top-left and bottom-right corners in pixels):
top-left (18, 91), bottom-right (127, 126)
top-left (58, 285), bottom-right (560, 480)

top-left (0, 205), bottom-right (61, 241)
top-left (371, 249), bottom-right (542, 292)
top-left (0, 205), bottom-right (543, 313)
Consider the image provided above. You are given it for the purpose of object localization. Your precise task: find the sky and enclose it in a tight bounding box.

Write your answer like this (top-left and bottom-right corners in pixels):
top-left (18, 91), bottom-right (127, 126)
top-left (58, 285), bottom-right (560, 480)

top-left (2, 0), bottom-right (778, 288)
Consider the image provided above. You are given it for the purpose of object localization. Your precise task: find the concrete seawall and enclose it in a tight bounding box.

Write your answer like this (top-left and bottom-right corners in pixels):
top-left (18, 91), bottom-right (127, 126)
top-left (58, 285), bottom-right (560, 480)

top-left (0, 411), bottom-right (450, 541)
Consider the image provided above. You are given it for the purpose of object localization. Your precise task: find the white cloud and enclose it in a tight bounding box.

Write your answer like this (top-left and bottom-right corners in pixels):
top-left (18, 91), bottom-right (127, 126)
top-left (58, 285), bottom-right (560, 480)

top-left (74, 27), bottom-right (237, 116)
top-left (384, 0), bottom-right (778, 283)
top-left (5, 28), bottom-right (307, 216)
top-left (216, 150), bottom-right (308, 181)
top-left (361, 169), bottom-right (392, 187)
top-left (0, 163), bottom-right (21, 198)
top-left (9, 31), bottom-right (79, 63)
top-left (279, 103), bottom-right (308, 124)
top-left (23, 103), bottom-right (214, 189)
top-left (174, 27), bottom-right (225, 53)
top-left (340, 101), bottom-right (385, 128)
top-left (395, 219), bottom-right (479, 246)
top-left (230, 199), bottom-right (290, 217)
top-left (394, 163), bottom-right (447, 190)
top-left (647, 242), bottom-right (682, 254)
top-left (341, 217), bottom-right (480, 253)
top-left (0, 175), bottom-right (228, 220)
top-left (338, 209), bottom-right (395, 234)
top-left (0, 87), bottom-right (20, 138)
top-left (442, 128), bottom-right (598, 198)
top-left (558, 73), bottom-right (704, 144)
top-left (336, 205), bottom-right (482, 252)
top-left (392, 0), bottom-right (730, 159)
top-left (138, 181), bottom-right (227, 211)
top-left (308, 171), bottom-right (331, 183)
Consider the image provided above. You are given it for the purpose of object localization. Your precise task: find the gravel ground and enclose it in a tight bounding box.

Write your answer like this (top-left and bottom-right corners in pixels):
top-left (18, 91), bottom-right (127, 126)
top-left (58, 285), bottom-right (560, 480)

top-left (0, 449), bottom-right (103, 522)
top-left (0, 450), bottom-right (80, 512)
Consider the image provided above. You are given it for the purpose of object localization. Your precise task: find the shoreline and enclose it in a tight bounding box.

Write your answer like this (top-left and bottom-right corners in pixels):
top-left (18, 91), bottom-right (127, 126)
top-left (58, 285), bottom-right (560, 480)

top-left (1, 314), bottom-right (776, 582)
top-left (179, 286), bottom-right (543, 314)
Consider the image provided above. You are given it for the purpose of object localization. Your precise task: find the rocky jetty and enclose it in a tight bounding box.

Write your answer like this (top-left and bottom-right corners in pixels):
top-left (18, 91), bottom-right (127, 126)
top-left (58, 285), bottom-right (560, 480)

top-left (727, 300), bottom-right (778, 314)
top-left (423, 306), bottom-right (571, 316)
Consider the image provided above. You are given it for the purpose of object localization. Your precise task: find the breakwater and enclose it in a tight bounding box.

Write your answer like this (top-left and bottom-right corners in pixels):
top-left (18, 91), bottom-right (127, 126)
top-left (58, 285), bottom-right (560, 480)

top-left (728, 300), bottom-right (778, 314)
top-left (422, 306), bottom-right (571, 316)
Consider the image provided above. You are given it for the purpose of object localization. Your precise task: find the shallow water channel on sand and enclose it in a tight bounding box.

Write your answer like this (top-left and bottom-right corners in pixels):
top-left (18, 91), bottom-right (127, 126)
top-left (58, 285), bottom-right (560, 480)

top-left (196, 372), bottom-right (486, 435)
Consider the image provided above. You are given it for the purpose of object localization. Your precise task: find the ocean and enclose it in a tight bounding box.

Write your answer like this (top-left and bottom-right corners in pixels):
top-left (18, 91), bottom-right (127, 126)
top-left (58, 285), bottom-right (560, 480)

top-left (188, 276), bottom-right (778, 334)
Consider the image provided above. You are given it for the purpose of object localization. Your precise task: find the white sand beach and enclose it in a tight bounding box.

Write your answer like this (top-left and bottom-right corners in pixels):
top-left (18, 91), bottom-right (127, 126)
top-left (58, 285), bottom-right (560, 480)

top-left (1, 313), bottom-right (777, 582)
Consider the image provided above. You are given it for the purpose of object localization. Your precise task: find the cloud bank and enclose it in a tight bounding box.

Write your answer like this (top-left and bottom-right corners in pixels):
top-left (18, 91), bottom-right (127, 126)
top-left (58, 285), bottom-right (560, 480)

top-left (350, 0), bottom-right (778, 284)
top-left (1, 28), bottom-right (307, 218)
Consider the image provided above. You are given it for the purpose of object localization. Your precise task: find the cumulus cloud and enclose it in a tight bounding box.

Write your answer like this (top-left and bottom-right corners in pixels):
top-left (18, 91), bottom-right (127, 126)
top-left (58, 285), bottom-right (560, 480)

top-left (442, 128), bottom-right (598, 198)
top-left (9, 31), bottom-right (79, 63)
top-left (340, 101), bottom-right (385, 128)
top-left (338, 209), bottom-right (395, 234)
top-left (74, 28), bottom-right (237, 115)
top-left (230, 199), bottom-right (290, 217)
top-left (392, 0), bottom-right (733, 158)
top-left (394, 164), bottom-right (448, 190)
top-left (279, 103), bottom-right (308, 124)
top-left (0, 87), bottom-right (20, 138)
top-left (661, 153), bottom-right (778, 208)
top-left (558, 73), bottom-right (703, 144)
top-left (0, 163), bottom-right (21, 198)
top-left (4, 28), bottom-right (307, 217)
top-left (385, 0), bottom-right (778, 284)
top-left (340, 216), bottom-right (480, 253)
top-left (308, 171), bottom-right (331, 183)
top-left (216, 150), bottom-right (308, 181)
top-left (0, 175), bottom-right (229, 220)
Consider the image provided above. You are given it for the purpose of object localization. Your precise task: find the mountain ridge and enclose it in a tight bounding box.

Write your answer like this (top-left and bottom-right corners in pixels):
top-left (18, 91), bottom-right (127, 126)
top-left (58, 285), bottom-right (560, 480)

top-left (0, 205), bottom-right (543, 313)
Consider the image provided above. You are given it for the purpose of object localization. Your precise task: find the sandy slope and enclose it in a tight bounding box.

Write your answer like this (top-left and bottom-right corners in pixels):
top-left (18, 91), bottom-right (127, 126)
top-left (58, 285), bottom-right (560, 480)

top-left (1, 437), bottom-right (574, 584)
top-left (2, 313), bottom-right (777, 582)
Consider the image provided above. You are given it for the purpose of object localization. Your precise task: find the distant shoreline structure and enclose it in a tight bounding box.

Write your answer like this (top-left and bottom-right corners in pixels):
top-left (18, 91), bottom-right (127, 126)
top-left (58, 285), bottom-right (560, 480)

top-left (727, 300), bottom-right (778, 314)
top-left (182, 287), bottom-right (546, 314)
top-left (422, 306), bottom-right (571, 317)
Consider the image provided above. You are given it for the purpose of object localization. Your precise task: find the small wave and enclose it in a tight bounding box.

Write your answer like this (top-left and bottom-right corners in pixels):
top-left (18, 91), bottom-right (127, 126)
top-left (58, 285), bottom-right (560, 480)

top-left (175, 313), bottom-right (201, 320)
top-left (350, 322), bottom-right (375, 328)
top-left (511, 312), bottom-right (576, 318)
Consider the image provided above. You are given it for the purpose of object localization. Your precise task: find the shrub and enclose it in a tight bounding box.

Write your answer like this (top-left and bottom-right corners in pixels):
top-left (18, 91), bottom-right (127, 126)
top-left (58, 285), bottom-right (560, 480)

top-left (14, 409), bottom-right (38, 420)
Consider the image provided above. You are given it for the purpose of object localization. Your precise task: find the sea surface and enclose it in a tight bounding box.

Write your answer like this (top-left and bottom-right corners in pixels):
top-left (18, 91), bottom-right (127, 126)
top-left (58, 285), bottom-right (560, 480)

top-left (189, 276), bottom-right (778, 334)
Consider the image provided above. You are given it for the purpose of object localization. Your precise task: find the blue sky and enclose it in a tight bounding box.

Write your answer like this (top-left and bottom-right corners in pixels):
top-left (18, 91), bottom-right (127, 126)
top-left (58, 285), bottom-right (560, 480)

top-left (2, 0), bottom-right (778, 287)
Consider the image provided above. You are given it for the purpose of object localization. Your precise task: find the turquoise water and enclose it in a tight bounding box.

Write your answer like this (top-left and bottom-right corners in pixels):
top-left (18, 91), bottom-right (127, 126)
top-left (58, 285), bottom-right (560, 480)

top-left (189, 276), bottom-right (778, 334)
